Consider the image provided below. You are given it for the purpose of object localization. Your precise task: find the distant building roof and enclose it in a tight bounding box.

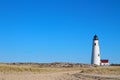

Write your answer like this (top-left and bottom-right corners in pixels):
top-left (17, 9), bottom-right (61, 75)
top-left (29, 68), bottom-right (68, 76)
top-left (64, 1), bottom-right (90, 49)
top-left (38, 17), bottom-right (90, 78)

top-left (101, 59), bottom-right (108, 63)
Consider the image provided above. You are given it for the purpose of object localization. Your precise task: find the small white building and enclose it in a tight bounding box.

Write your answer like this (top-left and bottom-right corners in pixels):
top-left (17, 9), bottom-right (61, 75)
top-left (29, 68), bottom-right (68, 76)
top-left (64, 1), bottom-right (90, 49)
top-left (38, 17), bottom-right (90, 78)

top-left (100, 59), bottom-right (109, 66)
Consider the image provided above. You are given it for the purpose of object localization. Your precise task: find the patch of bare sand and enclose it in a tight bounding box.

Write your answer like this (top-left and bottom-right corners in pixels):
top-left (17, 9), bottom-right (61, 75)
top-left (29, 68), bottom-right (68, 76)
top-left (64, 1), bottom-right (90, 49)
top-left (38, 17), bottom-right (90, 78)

top-left (73, 73), bottom-right (120, 80)
top-left (0, 72), bottom-right (79, 80)
top-left (0, 71), bottom-right (120, 80)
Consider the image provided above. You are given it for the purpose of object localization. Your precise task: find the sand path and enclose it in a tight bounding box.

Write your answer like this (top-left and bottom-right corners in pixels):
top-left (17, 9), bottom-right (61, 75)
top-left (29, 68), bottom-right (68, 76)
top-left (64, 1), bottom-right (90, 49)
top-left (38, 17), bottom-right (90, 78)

top-left (0, 71), bottom-right (120, 80)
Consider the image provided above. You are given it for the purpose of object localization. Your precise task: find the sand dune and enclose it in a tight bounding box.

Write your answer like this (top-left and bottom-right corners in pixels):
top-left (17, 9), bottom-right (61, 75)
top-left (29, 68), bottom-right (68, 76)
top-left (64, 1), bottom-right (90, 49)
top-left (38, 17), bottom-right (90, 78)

top-left (0, 63), bottom-right (120, 80)
top-left (0, 71), bottom-right (120, 80)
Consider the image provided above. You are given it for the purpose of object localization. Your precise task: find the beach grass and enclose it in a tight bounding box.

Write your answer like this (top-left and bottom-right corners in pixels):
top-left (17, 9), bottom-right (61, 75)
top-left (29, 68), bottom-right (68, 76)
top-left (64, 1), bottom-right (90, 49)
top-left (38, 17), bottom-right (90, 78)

top-left (0, 63), bottom-right (120, 75)
top-left (81, 66), bottom-right (120, 74)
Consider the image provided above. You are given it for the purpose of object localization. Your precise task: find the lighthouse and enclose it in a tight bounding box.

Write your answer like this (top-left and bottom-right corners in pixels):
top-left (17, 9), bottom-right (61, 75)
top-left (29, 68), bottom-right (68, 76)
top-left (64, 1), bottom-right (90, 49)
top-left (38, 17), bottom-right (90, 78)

top-left (91, 35), bottom-right (101, 65)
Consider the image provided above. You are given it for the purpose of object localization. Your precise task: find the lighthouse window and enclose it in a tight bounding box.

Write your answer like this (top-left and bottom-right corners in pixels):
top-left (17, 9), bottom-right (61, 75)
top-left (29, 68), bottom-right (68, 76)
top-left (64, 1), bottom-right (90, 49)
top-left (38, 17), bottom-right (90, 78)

top-left (94, 43), bottom-right (96, 46)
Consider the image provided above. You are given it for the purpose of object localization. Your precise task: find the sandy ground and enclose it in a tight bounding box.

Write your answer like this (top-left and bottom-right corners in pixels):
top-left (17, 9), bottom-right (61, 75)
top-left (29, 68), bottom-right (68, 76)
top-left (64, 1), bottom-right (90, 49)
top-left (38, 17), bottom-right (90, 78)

top-left (0, 71), bottom-right (120, 80)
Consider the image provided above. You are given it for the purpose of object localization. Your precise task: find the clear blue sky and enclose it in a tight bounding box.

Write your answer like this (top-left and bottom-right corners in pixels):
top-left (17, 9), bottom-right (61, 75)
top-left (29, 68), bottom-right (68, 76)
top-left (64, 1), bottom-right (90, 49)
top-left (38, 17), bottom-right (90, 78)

top-left (0, 0), bottom-right (120, 64)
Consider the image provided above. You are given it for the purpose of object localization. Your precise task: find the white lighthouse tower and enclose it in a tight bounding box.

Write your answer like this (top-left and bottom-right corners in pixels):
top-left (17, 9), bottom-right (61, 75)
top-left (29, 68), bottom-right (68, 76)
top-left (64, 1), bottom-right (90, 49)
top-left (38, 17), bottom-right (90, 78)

top-left (91, 35), bottom-right (101, 65)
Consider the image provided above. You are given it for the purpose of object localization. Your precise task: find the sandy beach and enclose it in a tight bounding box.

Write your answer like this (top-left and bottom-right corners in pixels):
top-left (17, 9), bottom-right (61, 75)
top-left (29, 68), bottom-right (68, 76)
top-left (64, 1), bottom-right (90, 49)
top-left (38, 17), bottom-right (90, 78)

top-left (0, 63), bottom-right (120, 80)
top-left (0, 71), bottom-right (120, 80)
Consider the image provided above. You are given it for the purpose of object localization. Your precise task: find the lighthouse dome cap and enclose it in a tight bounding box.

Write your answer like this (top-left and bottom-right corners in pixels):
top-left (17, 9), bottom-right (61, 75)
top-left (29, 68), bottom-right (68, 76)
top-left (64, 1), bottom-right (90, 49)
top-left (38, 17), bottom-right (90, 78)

top-left (94, 35), bottom-right (98, 40)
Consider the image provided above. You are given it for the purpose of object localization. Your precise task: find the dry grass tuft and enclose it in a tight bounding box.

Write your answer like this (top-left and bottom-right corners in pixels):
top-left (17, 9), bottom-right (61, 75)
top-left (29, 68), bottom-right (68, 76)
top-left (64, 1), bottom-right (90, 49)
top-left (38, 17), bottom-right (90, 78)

top-left (0, 63), bottom-right (120, 75)
top-left (81, 66), bottom-right (120, 74)
top-left (0, 63), bottom-right (81, 73)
